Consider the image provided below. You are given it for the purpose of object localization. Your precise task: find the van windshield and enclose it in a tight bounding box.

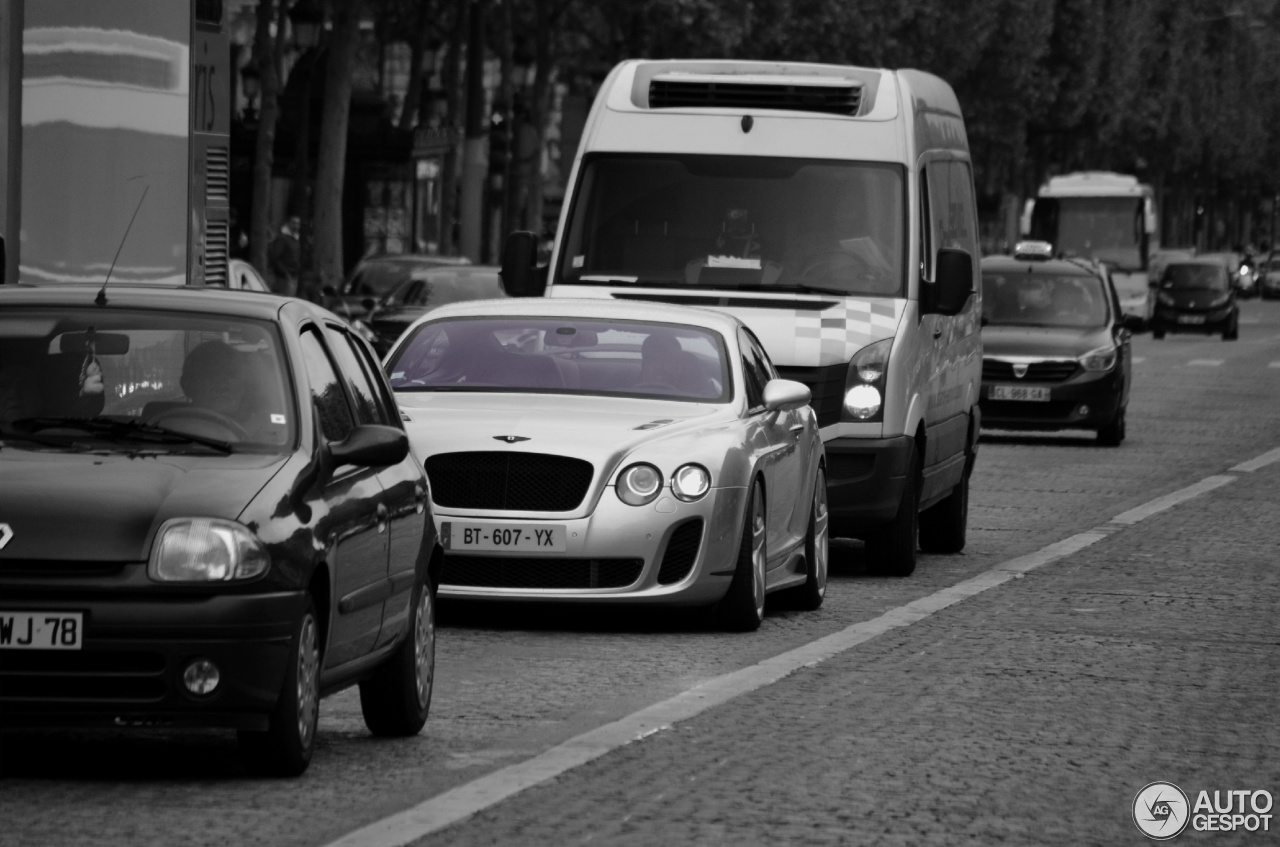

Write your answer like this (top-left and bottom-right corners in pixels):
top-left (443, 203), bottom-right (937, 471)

top-left (557, 154), bottom-right (906, 297)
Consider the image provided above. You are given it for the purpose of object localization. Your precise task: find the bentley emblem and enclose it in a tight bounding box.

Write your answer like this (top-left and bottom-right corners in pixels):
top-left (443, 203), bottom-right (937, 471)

top-left (1012, 363), bottom-right (1029, 379)
top-left (493, 436), bottom-right (530, 443)
top-left (0, 523), bottom-right (12, 550)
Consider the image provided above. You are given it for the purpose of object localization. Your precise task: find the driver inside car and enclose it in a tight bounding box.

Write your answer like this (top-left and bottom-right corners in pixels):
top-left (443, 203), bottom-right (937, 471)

top-left (147, 340), bottom-right (270, 441)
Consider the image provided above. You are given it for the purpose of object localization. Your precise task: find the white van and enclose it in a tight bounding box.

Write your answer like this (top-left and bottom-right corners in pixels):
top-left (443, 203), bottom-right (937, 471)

top-left (501, 60), bottom-right (981, 576)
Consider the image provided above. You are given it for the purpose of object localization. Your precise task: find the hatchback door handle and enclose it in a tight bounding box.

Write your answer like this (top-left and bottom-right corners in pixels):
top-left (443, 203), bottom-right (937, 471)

top-left (376, 502), bottom-right (389, 533)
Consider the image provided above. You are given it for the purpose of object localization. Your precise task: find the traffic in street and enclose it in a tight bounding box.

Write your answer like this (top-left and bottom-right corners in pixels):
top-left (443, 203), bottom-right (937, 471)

top-left (3, 297), bottom-right (1278, 845)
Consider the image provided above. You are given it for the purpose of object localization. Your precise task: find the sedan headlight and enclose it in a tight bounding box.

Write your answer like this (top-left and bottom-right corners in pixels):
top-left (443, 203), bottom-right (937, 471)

top-left (843, 337), bottom-right (892, 422)
top-left (350, 319), bottom-right (378, 345)
top-left (1208, 294), bottom-right (1231, 308)
top-left (1079, 345), bottom-right (1118, 373)
top-left (616, 463), bottom-right (663, 506)
top-left (671, 464), bottom-right (711, 502)
top-left (148, 518), bottom-right (270, 582)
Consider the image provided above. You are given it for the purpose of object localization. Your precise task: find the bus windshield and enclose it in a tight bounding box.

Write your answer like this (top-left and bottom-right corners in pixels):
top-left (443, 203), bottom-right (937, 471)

top-left (1031, 197), bottom-right (1146, 272)
top-left (556, 154), bottom-right (906, 297)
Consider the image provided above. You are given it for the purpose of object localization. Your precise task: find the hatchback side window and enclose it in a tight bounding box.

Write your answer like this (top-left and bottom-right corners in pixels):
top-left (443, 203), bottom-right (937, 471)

top-left (299, 328), bottom-right (354, 442)
top-left (323, 325), bottom-right (387, 426)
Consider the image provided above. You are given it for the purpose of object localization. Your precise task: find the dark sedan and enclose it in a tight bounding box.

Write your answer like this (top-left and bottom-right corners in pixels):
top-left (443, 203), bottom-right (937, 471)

top-left (365, 265), bottom-right (506, 356)
top-left (324, 253), bottom-right (471, 322)
top-left (1151, 259), bottom-right (1240, 340)
top-left (980, 246), bottom-right (1138, 446)
top-left (0, 285), bottom-right (439, 776)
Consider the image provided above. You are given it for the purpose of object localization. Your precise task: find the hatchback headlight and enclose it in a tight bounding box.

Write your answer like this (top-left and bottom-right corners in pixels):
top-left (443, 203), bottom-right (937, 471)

top-left (671, 464), bottom-right (711, 502)
top-left (843, 337), bottom-right (892, 422)
top-left (1080, 345), bottom-right (1118, 373)
top-left (616, 463), bottom-right (663, 506)
top-left (148, 518), bottom-right (270, 582)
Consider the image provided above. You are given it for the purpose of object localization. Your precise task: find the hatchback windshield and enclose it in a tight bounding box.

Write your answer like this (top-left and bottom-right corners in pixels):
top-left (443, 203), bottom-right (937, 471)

top-left (557, 154), bottom-right (905, 297)
top-left (1162, 263), bottom-right (1229, 292)
top-left (982, 273), bottom-right (1110, 328)
top-left (0, 308), bottom-right (295, 452)
top-left (388, 317), bottom-right (731, 402)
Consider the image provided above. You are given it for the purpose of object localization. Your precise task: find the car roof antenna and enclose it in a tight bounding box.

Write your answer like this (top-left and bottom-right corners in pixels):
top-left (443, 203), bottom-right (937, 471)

top-left (96, 184), bottom-right (149, 306)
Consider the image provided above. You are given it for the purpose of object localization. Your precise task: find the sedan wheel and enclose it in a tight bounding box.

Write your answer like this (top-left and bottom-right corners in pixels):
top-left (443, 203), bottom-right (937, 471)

top-left (787, 467), bottom-right (828, 611)
top-left (716, 482), bottom-right (767, 632)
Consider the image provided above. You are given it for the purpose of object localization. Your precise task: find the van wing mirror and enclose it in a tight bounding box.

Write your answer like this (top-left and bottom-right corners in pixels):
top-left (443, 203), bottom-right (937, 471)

top-left (926, 248), bottom-right (974, 316)
top-left (501, 231), bottom-right (546, 297)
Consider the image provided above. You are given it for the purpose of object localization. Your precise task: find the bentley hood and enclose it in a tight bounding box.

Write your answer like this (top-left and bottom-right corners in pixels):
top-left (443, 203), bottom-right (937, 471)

top-left (0, 448), bottom-right (287, 562)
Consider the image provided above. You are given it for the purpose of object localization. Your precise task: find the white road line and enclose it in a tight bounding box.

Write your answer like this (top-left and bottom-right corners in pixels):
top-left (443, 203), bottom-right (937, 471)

top-left (1132, 357), bottom-right (1147, 364)
top-left (323, 451), bottom-right (1277, 847)
top-left (1187, 359), bottom-right (1225, 367)
top-left (1269, 362), bottom-right (1280, 369)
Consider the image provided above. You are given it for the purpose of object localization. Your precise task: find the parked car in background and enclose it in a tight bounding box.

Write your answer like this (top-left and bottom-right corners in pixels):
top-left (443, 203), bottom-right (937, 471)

top-left (1151, 258), bottom-right (1240, 340)
top-left (1149, 248), bottom-right (1196, 286)
top-left (384, 298), bottom-right (828, 631)
top-left (325, 254), bottom-right (471, 321)
top-left (225, 258), bottom-right (271, 293)
top-left (1259, 252), bottom-right (1280, 300)
top-left (980, 242), bottom-right (1138, 446)
top-left (0, 285), bottom-right (439, 776)
top-left (365, 265), bottom-right (506, 356)
top-left (1200, 251), bottom-right (1257, 298)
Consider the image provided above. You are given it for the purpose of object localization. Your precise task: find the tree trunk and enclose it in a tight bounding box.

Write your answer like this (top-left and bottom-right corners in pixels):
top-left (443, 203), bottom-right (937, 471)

top-left (439, 0), bottom-right (467, 255)
top-left (524, 0), bottom-right (554, 236)
top-left (458, 0), bottom-right (487, 263)
top-left (312, 0), bottom-right (362, 300)
top-left (249, 0), bottom-right (286, 274)
top-left (397, 1), bottom-right (435, 131)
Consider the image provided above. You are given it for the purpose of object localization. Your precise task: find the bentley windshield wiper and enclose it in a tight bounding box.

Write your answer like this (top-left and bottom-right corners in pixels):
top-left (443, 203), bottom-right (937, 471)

top-left (12, 417), bottom-right (233, 453)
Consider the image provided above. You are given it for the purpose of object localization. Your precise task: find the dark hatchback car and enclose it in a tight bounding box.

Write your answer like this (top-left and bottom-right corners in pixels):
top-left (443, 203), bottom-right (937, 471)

top-left (980, 243), bottom-right (1138, 446)
top-left (0, 285), bottom-right (439, 776)
top-left (1150, 258), bottom-right (1240, 340)
top-left (365, 265), bottom-right (506, 356)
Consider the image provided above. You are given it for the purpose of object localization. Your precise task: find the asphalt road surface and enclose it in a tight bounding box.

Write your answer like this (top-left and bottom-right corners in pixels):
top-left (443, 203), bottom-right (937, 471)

top-left (4, 299), bottom-right (1279, 847)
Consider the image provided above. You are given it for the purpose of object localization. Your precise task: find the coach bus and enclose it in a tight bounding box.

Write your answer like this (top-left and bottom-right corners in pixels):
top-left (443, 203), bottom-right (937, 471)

top-left (0, 0), bottom-right (230, 287)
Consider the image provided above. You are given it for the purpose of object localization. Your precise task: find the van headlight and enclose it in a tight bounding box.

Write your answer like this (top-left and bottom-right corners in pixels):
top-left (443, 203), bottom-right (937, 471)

top-left (1079, 345), bottom-right (1118, 373)
top-left (148, 518), bottom-right (270, 582)
top-left (671, 464), bottom-right (711, 501)
top-left (616, 463), bottom-right (663, 506)
top-left (842, 338), bottom-right (892, 421)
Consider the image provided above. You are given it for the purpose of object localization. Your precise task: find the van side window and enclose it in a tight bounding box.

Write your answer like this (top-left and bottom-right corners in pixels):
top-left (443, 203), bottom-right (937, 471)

top-left (920, 169), bottom-right (933, 280)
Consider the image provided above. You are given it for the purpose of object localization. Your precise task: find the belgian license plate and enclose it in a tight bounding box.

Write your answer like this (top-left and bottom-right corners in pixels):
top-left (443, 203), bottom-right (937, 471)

top-left (0, 611), bottom-right (83, 650)
top-left (442, 522), bottom-right (566, 552)
top-left (990, 384), bottom-right (1050, 402)
top-left (1178, 315), bottom-right (1206, 324)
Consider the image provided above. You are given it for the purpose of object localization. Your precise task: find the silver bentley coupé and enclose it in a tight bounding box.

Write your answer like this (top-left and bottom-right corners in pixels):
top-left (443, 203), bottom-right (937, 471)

top-left (384, 299), bottom-right (827, 631)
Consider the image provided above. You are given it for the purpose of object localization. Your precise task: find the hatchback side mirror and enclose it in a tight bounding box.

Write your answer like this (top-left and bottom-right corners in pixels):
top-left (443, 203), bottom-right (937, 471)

top-left (329, 424), bottom-right (409, 467)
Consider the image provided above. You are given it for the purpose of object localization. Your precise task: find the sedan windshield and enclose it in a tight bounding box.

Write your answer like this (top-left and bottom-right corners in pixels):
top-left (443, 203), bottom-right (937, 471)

top-left (982, 273), bottom-right (1110, 328)
top-left (1161, 264), bottom-right (1229, 292)
top-left (557, 154), bottom-right (905, 297)
top-left (388, 317), bottom-right (731, 403)
top-left (0, 308), bottom-right (295, 452)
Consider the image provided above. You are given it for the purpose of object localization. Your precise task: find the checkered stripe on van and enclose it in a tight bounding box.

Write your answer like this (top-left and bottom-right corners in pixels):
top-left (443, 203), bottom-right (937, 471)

top-left (791, 299), bottom-right (903, 365)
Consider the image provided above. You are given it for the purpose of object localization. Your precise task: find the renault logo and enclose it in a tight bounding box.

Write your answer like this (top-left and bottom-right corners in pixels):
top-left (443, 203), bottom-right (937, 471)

top-left (0, 523), bottom-right (12, 550)
top-left (493, 436), bottom-right (530, 443)
top-left (1012, 363), bottom-right (1029, 379)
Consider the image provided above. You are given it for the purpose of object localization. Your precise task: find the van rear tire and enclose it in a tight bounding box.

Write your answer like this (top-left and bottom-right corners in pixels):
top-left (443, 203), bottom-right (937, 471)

top-left (865, 444), bottom-right (918, 576)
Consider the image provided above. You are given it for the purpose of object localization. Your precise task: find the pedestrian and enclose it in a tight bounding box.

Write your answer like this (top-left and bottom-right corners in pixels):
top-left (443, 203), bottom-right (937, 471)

top-left (268, 215), bottom-right (302, 297)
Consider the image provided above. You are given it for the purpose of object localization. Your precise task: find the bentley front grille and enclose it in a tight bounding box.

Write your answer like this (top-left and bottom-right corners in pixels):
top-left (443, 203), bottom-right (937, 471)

top-left (426, 452), bottom-right (594, 511)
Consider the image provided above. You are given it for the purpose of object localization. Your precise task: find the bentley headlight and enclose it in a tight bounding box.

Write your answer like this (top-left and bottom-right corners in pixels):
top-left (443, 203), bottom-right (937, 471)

top-left (1080, 345), bottom-right (1118, 373)
top-left (671, 464), bottom-right (711, 502)
top-left (148, 518), bottom-right (270, 582)
top-left (616, 463), bottom-right (663, 506)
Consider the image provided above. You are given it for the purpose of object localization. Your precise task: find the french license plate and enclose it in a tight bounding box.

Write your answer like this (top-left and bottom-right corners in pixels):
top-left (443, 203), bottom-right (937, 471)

top-left (990, 384), bottom-right (1050, 402)
top-left (1178, 315), bottom-right (1206, 324)
top-left (0, 611), bottom-right (83, 650)
top-left (442, 522), bottom-right (566, 552)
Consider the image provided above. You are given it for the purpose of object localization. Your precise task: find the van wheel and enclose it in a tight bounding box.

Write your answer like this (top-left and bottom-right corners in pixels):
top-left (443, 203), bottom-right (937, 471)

top-left (1097, 406), bottom-right (1126, 447)
top-left (865, 444), bottom-right (918, 576)
top-left (239, 595), bottom-right (321, 777)
top-left (359, 569), bottom-right (435, 737)
top-left (1223, 318), bottom-right (1239, 341)
top-left (919, 455), bottom-right (969, 554)
top-left (715, 482), bottom-right (767, 631)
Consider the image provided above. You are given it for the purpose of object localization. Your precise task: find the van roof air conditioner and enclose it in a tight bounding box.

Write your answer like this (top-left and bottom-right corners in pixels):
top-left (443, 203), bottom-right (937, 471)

top-left (647, 73), bottom-right (864, 116)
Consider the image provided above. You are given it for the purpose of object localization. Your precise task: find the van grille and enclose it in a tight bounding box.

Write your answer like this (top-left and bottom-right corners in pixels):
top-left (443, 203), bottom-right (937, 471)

top-left (649, 79), bottom-right (863, 116)
top-left (777, 363), bottom-right (847, 427)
